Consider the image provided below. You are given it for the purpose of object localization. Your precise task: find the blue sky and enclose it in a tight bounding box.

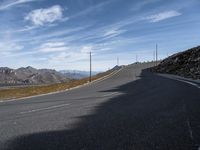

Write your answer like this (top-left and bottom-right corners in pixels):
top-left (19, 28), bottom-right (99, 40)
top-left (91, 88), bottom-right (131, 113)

top-left (0, 0), bottom-right (200, 71)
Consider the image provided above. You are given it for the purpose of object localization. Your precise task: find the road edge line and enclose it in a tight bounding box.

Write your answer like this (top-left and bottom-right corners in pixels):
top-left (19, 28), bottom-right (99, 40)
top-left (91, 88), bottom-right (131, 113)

top-left (157, 73), bottom-right (200, 89)
top-left (0, 67), bottom-right (124, 103)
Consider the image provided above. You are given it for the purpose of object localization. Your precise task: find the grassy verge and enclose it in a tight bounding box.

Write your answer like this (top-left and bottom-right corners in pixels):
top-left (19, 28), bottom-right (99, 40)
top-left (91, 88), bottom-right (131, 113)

top-left (0, 69), bottom-right (116, 100)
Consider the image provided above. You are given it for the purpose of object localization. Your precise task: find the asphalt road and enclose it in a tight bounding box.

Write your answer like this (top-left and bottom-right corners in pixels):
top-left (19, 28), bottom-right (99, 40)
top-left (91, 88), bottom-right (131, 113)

top-left (0, 63), bottom-right (200, 150)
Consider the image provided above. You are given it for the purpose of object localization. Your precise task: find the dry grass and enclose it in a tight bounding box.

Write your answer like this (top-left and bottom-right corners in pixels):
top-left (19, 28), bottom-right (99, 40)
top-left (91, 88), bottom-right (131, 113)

top-left (0, 70), bottom-right (115, 100)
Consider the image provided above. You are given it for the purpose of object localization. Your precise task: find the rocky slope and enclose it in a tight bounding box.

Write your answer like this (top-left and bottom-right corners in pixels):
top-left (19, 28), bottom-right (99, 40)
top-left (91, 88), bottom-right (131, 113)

top-left (0, 66), bottom-right (70, 85)
top-left (154, 46), bottom-right (200, 79)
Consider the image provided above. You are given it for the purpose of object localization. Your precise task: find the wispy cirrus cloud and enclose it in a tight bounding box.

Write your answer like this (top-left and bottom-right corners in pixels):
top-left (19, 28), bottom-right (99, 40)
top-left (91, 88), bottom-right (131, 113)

top-left (25, 5), bottom-right (63, 26)
top-left (103, 28), bottom-right (126, 39)
top-left (0, 32), bottom-right (24, 54)
top-left (0, 42), bottom-right (23, 52)
top-left (1, 0), bottom-right (199, 71)
top-left (70, 0), bottom-right (113, 20)
top-left (48, 46), bottom-right (93, 64)
top-left (0, 0), bottom-right (38, 11)
top-left (145, 10), bottom-right (182, 23)
top-left (39, 42), bottom-right (69, 52)
top-left (80, 46), bottom-right (93, 53)
top-left (131, 0), bottom-right (161, 12)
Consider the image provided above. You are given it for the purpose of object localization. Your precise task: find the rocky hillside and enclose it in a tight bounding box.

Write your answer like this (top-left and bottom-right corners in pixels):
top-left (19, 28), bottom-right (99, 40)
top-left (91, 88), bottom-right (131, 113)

top-left (154, 46), bottom-right (200, 79)
top-left (0, 66), bottom-right (70, 85)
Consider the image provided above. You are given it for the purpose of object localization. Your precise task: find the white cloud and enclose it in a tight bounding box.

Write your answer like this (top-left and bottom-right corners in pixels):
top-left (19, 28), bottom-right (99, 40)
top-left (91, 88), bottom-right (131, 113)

top-left (145, 10), bottom-right (182, 23)
top-left (0, 0), bottom-right (38, 10)
top-left (48, 45), bottom-right (95, 65)
top-left (41, 42), bottom-right (65, 48)
top-left (25, 5), bottom-right (63, 26)
top-left (104, 28), bottom-right (126, 39)
top-left (16, 25), bottom-right (38, 32)
top-left (0, 42), bottom-right (23, 52)
top-left (81, 46), bottom-right (93, 53)
top-left (49, 51), bottom-right (89, 64)
top-left (131, 0), bottom-right (161, 12)
top-left (39, 42), bottom-right (69, 52)
top-left (49, 52), bottom-right (69, 61)
top-left (70, 1), bottom-right (112, 19)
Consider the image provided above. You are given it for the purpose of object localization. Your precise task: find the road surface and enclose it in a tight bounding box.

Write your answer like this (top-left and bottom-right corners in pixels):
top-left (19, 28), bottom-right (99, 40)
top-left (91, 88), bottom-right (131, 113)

top-left (0, 63), bottom-right (200, 150)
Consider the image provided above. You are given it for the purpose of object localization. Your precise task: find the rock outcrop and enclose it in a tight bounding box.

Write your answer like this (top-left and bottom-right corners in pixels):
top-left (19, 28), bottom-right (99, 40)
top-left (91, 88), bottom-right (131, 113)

top-left (154, 46), bottom-right (200, 79)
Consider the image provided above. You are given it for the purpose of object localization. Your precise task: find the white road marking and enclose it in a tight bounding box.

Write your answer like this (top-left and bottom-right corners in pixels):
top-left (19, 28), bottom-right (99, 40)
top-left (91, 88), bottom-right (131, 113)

top-left (175, 79), bottom-right (200, 89)
top-left (19, 103), bottom-right (70, 114)
top-left (159, 74), bottom-right (200, 89)
top-left (90, 68), bottom-right (123, 85)
top-left (183, 102), bottom-right (200, 149)
top-left (182, 104), bottom-right (194, 141)
top-left (186, 118), bottom-right (194, 141)
top-left (0, 68), bottom-right (124, 103)
top-left (102, 92), bottom-right (119, 97)
top-left (0, 99), bottom-right (21, 103)
top-left (70, 92), bottom-right (120, 100)
top-left (18, 93), bottom-right (118, 115)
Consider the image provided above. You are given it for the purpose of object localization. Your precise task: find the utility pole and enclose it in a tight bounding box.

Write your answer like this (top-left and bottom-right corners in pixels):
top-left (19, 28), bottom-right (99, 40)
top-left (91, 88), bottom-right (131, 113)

top-left (89, 51), bottom-right (92, 82)
top-left (153, 50), bottom-right (156, 67)
top-left (117, 57), bottom-right (119, 66)
top-left (135, 54), bottom-right (138, 78)
top-left (156, 44), bottom-right (158, 66)
top-left (136, 54), bottom-right (139, 63)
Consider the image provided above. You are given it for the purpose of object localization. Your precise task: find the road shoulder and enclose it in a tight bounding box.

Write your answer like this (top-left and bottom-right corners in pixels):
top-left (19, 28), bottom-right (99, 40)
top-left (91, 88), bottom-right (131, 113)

top-left (158, 73), bottom-right (200, 89)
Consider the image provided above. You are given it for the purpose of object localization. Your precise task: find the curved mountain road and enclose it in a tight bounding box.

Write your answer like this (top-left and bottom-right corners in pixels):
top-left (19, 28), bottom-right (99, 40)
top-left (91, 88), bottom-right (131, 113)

top-left (0, 63), bottom-right (200, 150)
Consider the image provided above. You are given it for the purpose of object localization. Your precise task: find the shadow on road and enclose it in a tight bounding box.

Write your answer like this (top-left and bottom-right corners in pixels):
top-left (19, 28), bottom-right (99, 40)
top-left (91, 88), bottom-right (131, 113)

top-left (3, 69), bottom-right (200, 150)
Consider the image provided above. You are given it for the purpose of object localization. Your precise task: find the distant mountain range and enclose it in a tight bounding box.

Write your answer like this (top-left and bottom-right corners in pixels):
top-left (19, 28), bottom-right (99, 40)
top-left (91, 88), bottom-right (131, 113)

top-left (0, 66), bottom-right (120, 87)
top-left (0, 66), bottom-right (70, 86)
top-left (59, 66), bottom-right (123, 80)
top-left (59, 70), bottom-right (100, 79)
